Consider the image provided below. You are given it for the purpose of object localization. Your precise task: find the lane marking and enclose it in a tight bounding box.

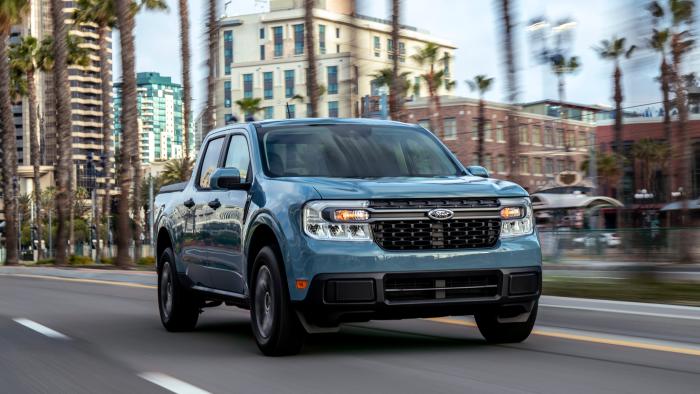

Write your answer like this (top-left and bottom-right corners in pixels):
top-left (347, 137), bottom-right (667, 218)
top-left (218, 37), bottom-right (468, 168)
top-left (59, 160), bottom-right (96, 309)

top-left (13, 318), bottom-right (70, 340)
top-left (0, 273), bottom-right (157, 289)
top-left (539, 304), bottom-right (700, 321)
top-left (427, 317), bottom-right (700, 357)
top-left (543, 295), bottom-right (700, 311)
top-left (139, 372), bottom-right (211, 394)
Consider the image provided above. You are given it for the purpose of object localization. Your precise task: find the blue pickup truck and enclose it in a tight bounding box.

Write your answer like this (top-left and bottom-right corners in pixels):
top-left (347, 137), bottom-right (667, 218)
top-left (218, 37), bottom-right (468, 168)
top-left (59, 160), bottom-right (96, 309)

top-left (154, 118), bottom-right (541, 356)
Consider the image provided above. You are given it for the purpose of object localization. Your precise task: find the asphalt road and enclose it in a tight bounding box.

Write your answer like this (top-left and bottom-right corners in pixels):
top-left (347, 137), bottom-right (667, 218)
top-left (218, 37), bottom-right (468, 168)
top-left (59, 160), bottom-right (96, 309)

top-left (1, 273), bottom-right (699, 394)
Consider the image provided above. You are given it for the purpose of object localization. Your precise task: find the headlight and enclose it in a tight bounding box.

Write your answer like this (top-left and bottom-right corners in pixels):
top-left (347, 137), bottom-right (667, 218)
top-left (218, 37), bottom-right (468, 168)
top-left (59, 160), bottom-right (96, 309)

top-left (499, 198), bottom-right (533, 238)
top-left (303, 201), bottom-right (372, 241)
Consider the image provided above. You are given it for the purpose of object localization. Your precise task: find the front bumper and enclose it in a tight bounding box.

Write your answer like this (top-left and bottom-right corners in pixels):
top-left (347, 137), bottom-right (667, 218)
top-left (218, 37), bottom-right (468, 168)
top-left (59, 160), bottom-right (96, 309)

top-left (294, 266), bottom-right (541, 326)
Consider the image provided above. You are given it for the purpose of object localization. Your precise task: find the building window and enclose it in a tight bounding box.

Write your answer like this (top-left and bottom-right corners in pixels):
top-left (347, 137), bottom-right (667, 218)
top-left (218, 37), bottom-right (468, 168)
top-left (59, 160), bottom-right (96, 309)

top-left (497, 155), bottom-right (506, 173)
top-left (443, 117), bottom-right (457, 140)
top-left (225, 114), bottom-right (235, 124)
top-left (294, 24), bottom-right (304, 55)
top-left (484, 153), bottom-right (493, 171)
top-left (263, 106), bottom-right (274, 119)
top-left (223, 30), bottom-right (233, 75)
top-left (519, 156), bottom-right (529, 174)
top-left (554, 159), bottom-right (563, 174)
top-left (307, 103), bottom-right (312, 117)
top-left (533, 157), bottom-right (542, 174)
top-left (555, 128), bottom-right (564, 147)
top-left (496, 121), bottom-right (505, 142)
top-left (328, 101), bottom-right (339, 117)
top-left (443, 53), bottom-right (450, 77)
top-left (387, 38), bottom-right (394, 60)
top-left (260, 44), bottom-right (265, 60)
top-left (336, 27), bottom-right (340, 38)
top-left (286, 104), bottom-right (295, 119)
top-left (471, 118), bottom-right (479, 140)
top-left (545, 158), bottom-right (553, 175)
top-left (399, 42), bottom-right (406, 63)
top-left (327, 66), bottom-right (338, 94)
top-left (544, 126), bottom-right (553, 145)
top-left (484, 122), bottom-right (492, 141)
top-left (373, 36), bottom-right (380, 57)
top-left (243, 73), bottom-right (253, 99)
top-left (418, 119), bottom-right (430, 130)
top-left (519, 124), bottom-right (529, 144)
top-left (284, 69), bottom-right (295, 98)
top-left (259, 27), bottom-right (265, 39)
top-left (532, 126), bottom-right (542, 145)
top-left (273, 26), bottom-right (283, 57)
top-left (263, 72), bottom-right (273, 100)
top-left (319, 24), bottom-right (326, 54)
top-left (224, 81), bottom-right (231, 108)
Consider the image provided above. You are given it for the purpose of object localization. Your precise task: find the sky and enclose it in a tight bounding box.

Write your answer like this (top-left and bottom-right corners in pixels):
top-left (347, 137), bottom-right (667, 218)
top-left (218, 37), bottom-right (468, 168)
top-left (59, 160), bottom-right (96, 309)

top-left (114, 0), bottom-right (700, 115)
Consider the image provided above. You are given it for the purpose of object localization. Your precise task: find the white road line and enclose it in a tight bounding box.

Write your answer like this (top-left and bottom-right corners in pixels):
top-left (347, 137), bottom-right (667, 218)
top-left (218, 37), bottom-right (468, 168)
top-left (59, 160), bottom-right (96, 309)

top-left (13, 318), bottom-right (70, 340)
top-left (543, 295), bottom-right (700, 311)
top-left (540, 304), bottom-right (700, 321)
top-left (139, 372), bottom-right (211, 394)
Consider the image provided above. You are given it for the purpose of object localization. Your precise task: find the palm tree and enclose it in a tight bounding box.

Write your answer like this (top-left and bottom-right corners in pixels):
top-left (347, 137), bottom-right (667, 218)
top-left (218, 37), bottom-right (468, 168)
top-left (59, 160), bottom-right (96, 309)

top-left (204, 0), bottom-right (217, 134)
top-left (595, 37), bottom-right (634, 228)
top-left (178, 0), bottom-right (192, 162)
top-left (161, 158), bottom-right (194, 186)
top-left (235, 97), bottom-right (263, 119)
top-left (411, 42), bottom-right (453, 134)
top-left (8, 36), bottom-right (48, 259)
top-left (648, 27), bottom-right (672, 142)
top-left (550, 55), bottom-right (580, 110)
top-left (389, 0), bottom-right (401, 120)
top-left (467, 75), bottom-right (494, 165)
top-left (581, 153), bottom-right (623, 197)
top-left (0, 0), bottom-right (29, 265)
top-left (370, 67), bottom-right (412, 97)
top-left (304, 0), bottom-right (319, 117)
top-left (499, 0), bottom-right (520, 182)
top-left (115, 0), bottom-right (138, 267)
top-left (631, 139), bottom-right (670, 195)
top-left (73, 0), bottom-right (117, 260)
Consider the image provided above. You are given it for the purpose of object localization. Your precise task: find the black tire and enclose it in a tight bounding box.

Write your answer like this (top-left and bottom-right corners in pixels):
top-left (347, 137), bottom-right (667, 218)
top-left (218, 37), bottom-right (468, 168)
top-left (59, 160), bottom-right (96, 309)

top-left (158, 247), bottom-right (200, 331)
top-left (475, 301), bottom-right (538, 344)
top-left (249, 246), bottom-right (305, 356)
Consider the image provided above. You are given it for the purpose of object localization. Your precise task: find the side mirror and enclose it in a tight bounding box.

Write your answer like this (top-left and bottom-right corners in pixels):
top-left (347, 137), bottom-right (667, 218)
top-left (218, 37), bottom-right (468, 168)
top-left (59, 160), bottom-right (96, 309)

top-left (467, 165), bottom-right (489, 178)
top-left (210, 167), bottom-right (245, 190)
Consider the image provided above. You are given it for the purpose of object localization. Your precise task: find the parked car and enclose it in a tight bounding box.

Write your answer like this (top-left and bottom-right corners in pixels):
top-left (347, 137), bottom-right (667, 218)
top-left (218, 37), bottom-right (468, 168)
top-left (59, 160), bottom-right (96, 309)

top-left (572, 233), bottom-right (621, 247)
top-left (154, 119), bottom-right (542, 356)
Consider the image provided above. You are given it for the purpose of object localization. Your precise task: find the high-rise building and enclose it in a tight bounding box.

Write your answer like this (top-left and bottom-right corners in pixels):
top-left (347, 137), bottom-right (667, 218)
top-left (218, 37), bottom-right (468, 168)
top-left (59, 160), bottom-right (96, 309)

top-left (213, 0), bottom-right (456, 127)
top-left (114, 72), bottom-right (189, 164)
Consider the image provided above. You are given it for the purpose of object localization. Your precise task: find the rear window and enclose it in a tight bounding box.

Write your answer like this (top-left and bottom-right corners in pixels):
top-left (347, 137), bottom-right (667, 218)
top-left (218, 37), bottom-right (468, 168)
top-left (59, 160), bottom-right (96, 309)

top-left (257, 123), bottom-right (464, 178)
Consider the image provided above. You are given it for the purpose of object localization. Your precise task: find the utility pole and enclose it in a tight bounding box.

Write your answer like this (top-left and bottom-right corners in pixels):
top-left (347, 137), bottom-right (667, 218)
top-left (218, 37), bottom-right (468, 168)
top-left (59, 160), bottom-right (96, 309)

top-left (149, 172), bottom-right (154, 251)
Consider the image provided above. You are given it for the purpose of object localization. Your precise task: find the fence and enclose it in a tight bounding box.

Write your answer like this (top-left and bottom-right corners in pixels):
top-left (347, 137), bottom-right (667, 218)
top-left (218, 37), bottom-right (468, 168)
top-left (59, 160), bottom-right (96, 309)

top-left (539, 227), bottom-right (700, 263)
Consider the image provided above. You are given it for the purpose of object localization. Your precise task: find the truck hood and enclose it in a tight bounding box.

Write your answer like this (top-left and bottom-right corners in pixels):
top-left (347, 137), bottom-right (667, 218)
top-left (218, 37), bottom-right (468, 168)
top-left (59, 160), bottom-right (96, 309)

top-left (281, 176), bottom-right (528, 200)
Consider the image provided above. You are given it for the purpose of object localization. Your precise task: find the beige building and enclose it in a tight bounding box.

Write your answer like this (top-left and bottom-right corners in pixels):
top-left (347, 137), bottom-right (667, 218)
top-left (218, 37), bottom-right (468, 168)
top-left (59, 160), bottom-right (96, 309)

top-left (214, 0), bottom-right (456, 125)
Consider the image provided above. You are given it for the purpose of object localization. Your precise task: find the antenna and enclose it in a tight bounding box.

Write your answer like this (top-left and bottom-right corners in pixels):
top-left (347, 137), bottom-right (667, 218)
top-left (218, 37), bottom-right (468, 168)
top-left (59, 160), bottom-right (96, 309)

top-left (286, 102), bottom-right (292, 119)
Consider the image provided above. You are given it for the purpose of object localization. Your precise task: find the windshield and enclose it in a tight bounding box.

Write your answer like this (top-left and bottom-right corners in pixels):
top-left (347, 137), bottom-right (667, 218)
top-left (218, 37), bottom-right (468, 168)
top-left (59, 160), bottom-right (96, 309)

top-left (257, 124), bottom-right (464, 178)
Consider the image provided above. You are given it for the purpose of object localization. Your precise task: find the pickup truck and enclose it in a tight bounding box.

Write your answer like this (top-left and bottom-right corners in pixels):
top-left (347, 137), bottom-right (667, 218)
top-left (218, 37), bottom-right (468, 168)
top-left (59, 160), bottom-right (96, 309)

top-left (154, 118), bottom-right (541, 356)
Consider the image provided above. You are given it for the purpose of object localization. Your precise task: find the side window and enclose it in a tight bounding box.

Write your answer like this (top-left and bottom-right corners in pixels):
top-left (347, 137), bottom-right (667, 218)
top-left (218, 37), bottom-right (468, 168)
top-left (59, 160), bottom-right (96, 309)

top-left (224, 135), bottom-right (251, 180)
top-left (198, 137), bottom-right (225, 189)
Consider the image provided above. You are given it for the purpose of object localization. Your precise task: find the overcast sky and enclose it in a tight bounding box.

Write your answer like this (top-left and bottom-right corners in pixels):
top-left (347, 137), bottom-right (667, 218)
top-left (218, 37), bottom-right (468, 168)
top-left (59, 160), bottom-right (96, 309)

top-left (114, 0), bottom-right (700, 114)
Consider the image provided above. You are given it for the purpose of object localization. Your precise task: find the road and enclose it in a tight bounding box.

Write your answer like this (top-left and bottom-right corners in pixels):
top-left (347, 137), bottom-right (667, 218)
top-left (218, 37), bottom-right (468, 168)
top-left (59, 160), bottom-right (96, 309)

top-left (0, 271), bottom-right (699, 393)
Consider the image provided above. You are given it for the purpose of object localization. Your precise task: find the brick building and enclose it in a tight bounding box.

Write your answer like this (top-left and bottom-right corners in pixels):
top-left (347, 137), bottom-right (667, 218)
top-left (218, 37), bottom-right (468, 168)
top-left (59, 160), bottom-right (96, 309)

top-left (404, 96), bottom-right (598, 192)
top-left (595, 115), bottom-right (700, 204)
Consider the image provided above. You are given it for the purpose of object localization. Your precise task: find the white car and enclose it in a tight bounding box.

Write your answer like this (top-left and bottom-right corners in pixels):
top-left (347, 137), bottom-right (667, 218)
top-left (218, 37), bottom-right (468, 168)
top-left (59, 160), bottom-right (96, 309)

top-left (572, 233), bottom-right (621, 247)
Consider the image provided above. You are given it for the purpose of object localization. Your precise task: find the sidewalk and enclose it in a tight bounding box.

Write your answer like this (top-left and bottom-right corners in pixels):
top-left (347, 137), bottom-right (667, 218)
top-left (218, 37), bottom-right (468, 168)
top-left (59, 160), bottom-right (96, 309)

top-left (0, 266), bottom-right (156, 286)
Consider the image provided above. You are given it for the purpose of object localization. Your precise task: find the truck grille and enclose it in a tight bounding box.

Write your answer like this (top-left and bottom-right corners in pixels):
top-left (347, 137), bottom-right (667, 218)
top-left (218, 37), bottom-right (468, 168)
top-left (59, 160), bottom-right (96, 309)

top-left (384, 272), bottom-right (499, 302)
top-left (371, 218), bottom-right (501, 250)
top-left (369, 198), bottom-right (500, 210)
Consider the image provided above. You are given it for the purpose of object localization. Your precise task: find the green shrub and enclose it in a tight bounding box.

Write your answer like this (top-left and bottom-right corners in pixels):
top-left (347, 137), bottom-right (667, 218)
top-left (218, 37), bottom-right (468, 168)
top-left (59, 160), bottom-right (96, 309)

top-left (36, 258), bottom-right (55, 265)
top-left (100, 257), bottom-right (114, 265)
top-left (69, 255), bottom-right (93, 265)
top-left (137, 256), bottom-right (156, 266)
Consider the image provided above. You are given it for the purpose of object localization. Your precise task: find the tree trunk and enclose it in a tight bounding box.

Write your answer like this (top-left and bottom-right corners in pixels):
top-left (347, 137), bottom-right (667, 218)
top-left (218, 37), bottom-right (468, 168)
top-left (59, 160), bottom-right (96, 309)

top-left (0, 32), bottom-right (20, 265)
top-left (27, 68), bottom-right (43, 260)
top-left (500, 0), bottom-right (520, 182)
top-left (179, 0), bottom-right (191, 160)
top-left (477, 98), bottom-right (485, 165)
top-left (204, 0), bottom-right (217, 134)
top-left (389, 0), bottom-right (401, 120)
top-left (116, 0), bottom-right (137, 267)
top-left (50, 0), bottom-right (74, 265)
top-left (660, 57), bottom-right (672, 200)
top-left (671, 34), bottom-right (692, 262)
top-left (304, 0), bottom-right (319, 117)
top-left (98, 25), bottom-right (113, 260)
top-left (613, 64), bottom-right (624, 228)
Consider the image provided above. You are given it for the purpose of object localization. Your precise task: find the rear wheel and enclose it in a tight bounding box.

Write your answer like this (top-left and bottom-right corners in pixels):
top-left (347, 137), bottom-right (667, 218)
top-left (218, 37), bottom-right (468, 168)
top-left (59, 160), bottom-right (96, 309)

top-left (250, 246), bottom-right (305, 356)
top-left (158, 248), bottom-right (200, 331)
top-left (475, 302), bottom-right (538, 343)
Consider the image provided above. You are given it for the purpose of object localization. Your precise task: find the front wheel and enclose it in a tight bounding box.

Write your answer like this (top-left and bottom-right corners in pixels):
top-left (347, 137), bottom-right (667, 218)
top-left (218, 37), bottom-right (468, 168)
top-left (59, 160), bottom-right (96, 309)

top-left (475, 301), bottom-right (538, 344)
top-left (249, 246), bottom-right (305, 356)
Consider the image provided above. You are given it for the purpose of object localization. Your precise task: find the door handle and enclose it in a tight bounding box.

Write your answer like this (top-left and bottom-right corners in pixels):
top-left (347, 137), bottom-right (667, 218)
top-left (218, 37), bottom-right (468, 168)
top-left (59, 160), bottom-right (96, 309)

top-left (208, 199), bottom-right (222, 209)
top-left (183, 198), bottom-right (195, 208)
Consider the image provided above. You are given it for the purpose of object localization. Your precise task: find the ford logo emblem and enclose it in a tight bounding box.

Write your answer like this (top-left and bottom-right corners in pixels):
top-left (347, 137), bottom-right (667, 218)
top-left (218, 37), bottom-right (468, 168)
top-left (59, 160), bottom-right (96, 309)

top-left (427, 208), bottom-right (454, 220)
